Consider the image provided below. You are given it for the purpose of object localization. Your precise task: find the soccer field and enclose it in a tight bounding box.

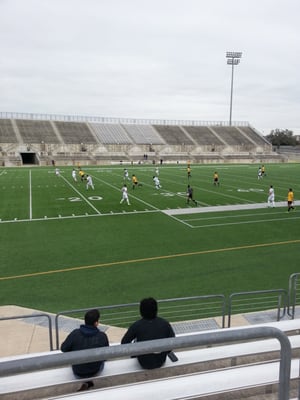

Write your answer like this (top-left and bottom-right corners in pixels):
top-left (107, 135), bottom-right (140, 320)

top-left (0, 163), bottom-right (299, 316)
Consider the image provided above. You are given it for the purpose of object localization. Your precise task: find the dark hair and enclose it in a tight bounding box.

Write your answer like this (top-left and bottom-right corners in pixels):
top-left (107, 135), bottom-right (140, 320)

top-left (140, 297), bottom-right (158, 319)
top-left (84, 309), bottom-right (100, 326)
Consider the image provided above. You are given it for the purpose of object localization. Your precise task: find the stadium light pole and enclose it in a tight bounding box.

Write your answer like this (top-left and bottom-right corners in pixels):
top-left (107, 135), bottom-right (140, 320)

top-left (226, 51), bottom-right (242, 126)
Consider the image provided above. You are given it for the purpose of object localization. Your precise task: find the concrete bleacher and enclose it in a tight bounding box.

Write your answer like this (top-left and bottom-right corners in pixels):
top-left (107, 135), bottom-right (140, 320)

top-left (212, 126), bottom-right (255, 146)
top-left (1, 318), bottom-right (300, 399)
top-left (0, 113), bottom-right (278, 165)
top-left (183, 125), bottom-right (225, 147)
top-left (54, 122), bottom-right (98, 145)
top-left (238, 126), bottom-right (270, 147)
top-left (0, 119), bottom-right (18, 143)
top-left (153, 125), bottom-right (195, 145)
top-left (15, 119), bottom-right (61, 144)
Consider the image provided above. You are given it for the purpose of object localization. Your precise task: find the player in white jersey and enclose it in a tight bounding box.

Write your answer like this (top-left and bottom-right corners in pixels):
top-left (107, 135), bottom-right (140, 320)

top-left (123, 168), bottom-right (130, 181)
top-left (72, 169), bottom-right (77, 182)
top-left (153, 176), bottom-right (161, 189)
top-left (55, 168), bottom-right (60, 177)
top-left (258, 167), bottom-right (262, 180)
top-left (86, 175), bottom-right (94, 190)
top-left (120, 184), bottom-right (130, 205)
top-left (267, 185), bottom-right (275, 208)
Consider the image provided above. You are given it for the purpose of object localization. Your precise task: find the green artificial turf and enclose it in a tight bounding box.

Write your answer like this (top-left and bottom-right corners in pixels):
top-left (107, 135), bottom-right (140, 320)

top-left (0, 163), bottom-right (299, 319)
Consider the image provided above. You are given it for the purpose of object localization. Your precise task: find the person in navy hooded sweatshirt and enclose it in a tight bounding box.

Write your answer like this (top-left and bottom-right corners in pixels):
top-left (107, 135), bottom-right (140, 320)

top-left (61, 309), bottom-right (109, 391)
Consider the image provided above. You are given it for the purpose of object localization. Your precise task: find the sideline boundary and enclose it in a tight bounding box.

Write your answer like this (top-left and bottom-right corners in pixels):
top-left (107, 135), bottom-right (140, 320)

top-left (163, 201), bottom-right (300, 216)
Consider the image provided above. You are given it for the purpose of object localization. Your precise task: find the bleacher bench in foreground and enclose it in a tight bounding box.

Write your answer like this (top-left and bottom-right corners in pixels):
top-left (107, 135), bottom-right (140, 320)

top-left (1, 319), bottom-right (300, 400)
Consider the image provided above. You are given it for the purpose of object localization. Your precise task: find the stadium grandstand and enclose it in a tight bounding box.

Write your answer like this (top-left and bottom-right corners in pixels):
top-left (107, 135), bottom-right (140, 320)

top-left (0, 111), bottom-right (286, 167)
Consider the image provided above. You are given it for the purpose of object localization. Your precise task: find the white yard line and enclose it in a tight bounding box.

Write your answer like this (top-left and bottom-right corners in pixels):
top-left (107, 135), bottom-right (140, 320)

top-left (29, 170), bottom-right (32, 220)
top-left (60, 175), bottom-right (101, 214)
top-left (162, 201), bottom-right (300, 229)
top-left (0, 209), bottom-right (160, 224)
top-left (93, 174), bottom-right (160, 211)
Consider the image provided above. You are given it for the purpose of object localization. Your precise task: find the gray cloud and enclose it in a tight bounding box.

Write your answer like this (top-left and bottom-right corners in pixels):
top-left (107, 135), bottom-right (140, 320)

top-left (0, 0), bottom-right (299, 133)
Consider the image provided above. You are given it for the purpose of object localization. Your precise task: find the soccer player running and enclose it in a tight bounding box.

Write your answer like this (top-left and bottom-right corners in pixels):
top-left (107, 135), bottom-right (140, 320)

top-left (132, 174), bottom-right (142, 189)
top-left (120, 184), bottom-right (130, 205)
top-left (287, 188), bottom-right (295, 212)
top-left (186, 185), bottom-right (197, 206)
top-left (72, 168), bottom-right (77, 182)
top-left (79, 168), bottom-right (85, 181)
top-left (86, 175), bottom-right (94, 190)
top-left (153, 176), bottom-right (161, 189)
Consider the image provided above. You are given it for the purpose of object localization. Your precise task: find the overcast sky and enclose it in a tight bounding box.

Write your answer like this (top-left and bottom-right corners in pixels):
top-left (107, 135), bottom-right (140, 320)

top-left (0, 0), bottom-right (299, 134)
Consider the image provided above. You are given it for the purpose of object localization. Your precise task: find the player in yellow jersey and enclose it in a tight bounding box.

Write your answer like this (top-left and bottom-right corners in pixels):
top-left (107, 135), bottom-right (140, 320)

top-left (287, 188), bottom-right (295, 212)
top-left (213, 171), bottom-right (219, 186)
top-left (187, 166), bottom-right (191, 180)
top-left (132, 174), bottom-right (142, 189)
top-left (79, 169), bottom-right (85, 182)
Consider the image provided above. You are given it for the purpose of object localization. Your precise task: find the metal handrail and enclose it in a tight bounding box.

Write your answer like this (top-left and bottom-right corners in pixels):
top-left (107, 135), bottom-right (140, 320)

top-left (287, 273), bottom-right (300, 318)
top-left (0, 326), bottom-right (291, 400)
top-left (54, 295), bottom-right (226, 349)
top-left (0, 313), bottom-right (53, 351)
top-left (0, 111), bottom-right (250, 127)
top-left (228, 289), bottom-right (288, 327)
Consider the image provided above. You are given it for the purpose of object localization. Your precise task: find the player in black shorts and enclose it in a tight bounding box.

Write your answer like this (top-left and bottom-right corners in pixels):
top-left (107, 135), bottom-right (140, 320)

top-left (186, 185), bottom-right (197, 205)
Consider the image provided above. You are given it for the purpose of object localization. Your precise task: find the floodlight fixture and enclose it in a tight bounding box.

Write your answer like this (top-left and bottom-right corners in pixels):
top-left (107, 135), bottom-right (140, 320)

top-left (226, 51), bottom-right (242, 59)
top-left (227, 58), bottom-right (240, 66)
top-left (226, 51), bottom-right (242, 126)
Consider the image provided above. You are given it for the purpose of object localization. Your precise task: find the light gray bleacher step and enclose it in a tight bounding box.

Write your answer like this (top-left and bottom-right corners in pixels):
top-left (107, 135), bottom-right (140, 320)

top-left (48, 358), bottom-right (300, 400)
top-left (2, 319), bottom-right (300, 400)
top-left (1, 335), bottom-right (300, 400)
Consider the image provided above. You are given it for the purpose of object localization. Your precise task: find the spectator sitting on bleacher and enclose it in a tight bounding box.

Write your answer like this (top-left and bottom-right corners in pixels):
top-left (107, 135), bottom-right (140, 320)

top-left (121, 297), bottom-right (175, 369)
top-left (61, 309), bottom-right (109, 391)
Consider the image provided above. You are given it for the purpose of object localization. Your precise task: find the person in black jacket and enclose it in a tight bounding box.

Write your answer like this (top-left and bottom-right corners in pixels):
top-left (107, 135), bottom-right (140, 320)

top-left (61, 309), bottom-right (109, 391)
top-left (121, 297), bottom-right (175, 369)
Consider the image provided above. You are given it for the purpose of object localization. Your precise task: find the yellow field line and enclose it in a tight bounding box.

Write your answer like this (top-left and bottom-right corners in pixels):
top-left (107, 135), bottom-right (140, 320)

top-left (1, 239), bottom-right (300, 281)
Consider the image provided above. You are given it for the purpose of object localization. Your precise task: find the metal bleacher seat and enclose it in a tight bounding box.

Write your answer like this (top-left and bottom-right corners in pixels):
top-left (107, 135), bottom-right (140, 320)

top-left (45, 359), bottom-right (300, 400)
top-left (122, 124), bottom-right (165, 145)
top-left (89, 123), bottom-right (132, 144)
top-left (1, 319), bottom-right (300, 399)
